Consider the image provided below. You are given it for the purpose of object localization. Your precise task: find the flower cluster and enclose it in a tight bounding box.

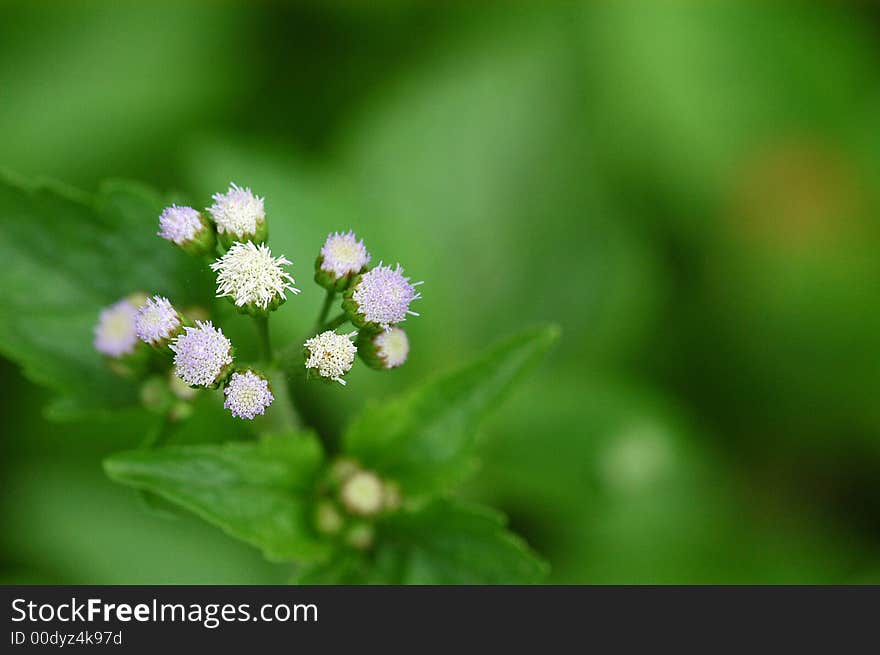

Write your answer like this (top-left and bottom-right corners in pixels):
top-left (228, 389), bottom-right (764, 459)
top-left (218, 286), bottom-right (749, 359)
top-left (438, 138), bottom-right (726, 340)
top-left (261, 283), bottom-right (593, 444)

top-left (93, 181), bottom-right (422, 422)
top-left (312, 458), bottom-right (402, 550)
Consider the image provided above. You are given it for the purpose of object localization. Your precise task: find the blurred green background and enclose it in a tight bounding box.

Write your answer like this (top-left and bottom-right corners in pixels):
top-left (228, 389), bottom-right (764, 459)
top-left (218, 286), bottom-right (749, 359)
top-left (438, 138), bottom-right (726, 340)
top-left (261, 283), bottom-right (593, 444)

top-left (3, 0), bottom-right (880, 584)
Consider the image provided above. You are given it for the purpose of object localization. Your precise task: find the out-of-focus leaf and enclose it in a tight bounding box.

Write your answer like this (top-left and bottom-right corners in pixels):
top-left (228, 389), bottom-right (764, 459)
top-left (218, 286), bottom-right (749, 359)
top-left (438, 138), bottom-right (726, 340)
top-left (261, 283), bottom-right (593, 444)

top-left (0, 172), bottom-right (209, 419)
top-left (0, 4), bottom-right (257, 186)
top-left (343, 324), bottom-right (559, 496)
top-left (103, 432), bottom-right (329, 563)
top-left (293, 498), bottom-right (547, 585)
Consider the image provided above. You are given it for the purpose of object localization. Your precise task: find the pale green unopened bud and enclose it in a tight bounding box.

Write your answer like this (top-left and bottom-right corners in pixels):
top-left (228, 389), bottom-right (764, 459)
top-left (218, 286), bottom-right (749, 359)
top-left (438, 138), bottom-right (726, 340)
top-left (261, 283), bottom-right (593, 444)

top-left (340, 470), bottom-right (384, 517)
top-left (314, 500), bottom-right (345, 536)
top-left (345, 522), bottom-right (375, 550)
top-left (357, 327), bottom-right (410, 370)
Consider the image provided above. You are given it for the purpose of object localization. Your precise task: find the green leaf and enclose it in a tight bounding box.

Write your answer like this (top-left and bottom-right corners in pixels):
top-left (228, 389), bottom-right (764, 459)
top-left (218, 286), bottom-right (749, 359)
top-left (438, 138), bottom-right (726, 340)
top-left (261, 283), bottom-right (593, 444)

top-left (382, 498), bottom-right (548, 584)
top-left (293, 498), bottom-right (548, 585)
top-left (343, 324), bottom-right (560, 495)
top-left (103, 432), bottom-right (330, 563)
top-left (0, 171), bottom-right (209, 419)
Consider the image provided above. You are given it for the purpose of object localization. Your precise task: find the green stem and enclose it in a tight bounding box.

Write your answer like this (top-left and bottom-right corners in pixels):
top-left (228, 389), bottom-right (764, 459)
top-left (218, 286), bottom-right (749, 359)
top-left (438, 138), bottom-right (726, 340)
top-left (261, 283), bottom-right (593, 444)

top-left (314, 289), bottom-right (336, 333)
top-left (321, 312), bottom-right (349, 332)
top-left (140, 415), bottom-right (173, 449)
top-left (266, 369), bottom-right (301, 431)
top-left (254, 315), bottom-right (272, 362)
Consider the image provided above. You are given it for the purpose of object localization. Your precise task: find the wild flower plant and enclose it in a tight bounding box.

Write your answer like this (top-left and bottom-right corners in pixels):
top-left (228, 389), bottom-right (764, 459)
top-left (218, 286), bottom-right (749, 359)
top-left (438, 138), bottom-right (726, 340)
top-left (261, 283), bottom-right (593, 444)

top-left (77, 179), bottom-right (559, 583)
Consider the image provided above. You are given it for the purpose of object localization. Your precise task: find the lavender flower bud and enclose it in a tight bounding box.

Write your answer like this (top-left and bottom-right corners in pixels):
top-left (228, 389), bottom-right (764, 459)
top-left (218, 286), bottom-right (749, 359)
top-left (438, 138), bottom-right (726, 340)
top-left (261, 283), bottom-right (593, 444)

top-left (345, 522), bottom-right (375, 550)
top-left (343, 262), bottom-right (422, 332)
top-left (135, 295), bottom-right (184, 349)
top-left (314, 230), bottom-right (371, 291)
top-left (94, 296), bottom-right (142, 358)
top-left (169, 320), bottom-right (234, 388)
top-left (207, 183), bottom-right (267, 248)
top-left (357, 326), bottom-right (410, 370)
top-left (211, 241), bottom-right (299, 316)
top-left (223, 369), bottom-right (274, 420)
top-left (158, 205), bottom-right (216, 256)
top-left (314, 500), bottom-right (345, 536)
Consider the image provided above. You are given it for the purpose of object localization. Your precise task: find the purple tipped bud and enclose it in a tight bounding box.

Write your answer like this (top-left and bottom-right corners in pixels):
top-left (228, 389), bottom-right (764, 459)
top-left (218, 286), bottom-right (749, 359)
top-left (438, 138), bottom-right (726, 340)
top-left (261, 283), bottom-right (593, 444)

top-left (94, 298), bottom-right (140, 358)
top-left (158, 205), bottom-right (215, 256)
top-left (315, 230), bottom-right (371, 291)
top-left (135, 295), bottom-right (182, 347)
top-left (343, 263), bottom-right (422, 332)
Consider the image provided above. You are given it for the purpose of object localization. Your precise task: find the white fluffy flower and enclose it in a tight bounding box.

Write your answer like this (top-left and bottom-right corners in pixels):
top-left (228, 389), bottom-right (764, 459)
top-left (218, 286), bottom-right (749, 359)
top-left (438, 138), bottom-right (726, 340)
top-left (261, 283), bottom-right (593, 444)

top-left (211, 241), bottom-right (299, 311)
top-left (304, 330), bottom-right (357, 385)
top-left (207, 183), bottom-right (265, 239)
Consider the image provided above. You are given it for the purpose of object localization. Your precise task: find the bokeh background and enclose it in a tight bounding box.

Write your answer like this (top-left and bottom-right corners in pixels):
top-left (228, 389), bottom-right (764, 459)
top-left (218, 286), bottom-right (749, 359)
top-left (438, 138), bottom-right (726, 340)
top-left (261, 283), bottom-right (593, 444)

top-left (3, 0), bottom-right (880, 584)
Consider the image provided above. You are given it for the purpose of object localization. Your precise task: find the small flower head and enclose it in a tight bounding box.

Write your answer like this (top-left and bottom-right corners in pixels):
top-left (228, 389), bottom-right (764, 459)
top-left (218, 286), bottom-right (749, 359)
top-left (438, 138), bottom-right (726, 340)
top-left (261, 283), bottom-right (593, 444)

top-left (94, 298), bottom-right (140, 358)
top-left (135, 295), bottom-right (182, 347)
top-left (304, 330), bottom-right (357, 385)
top-left (315, 230), bottom-right (371, 291)
top-left (158, 205), bottom-right (215, 255)
top-left (170, 320), bottom-right (234, 388)
top-left (211, 241), bottom-right (299, 315)
top-left (207, 183), bottom-right (267, 246)
top-left (344, 263), bottom-right (422, 331)
top-left (340, 470), bottom-right (384, 516)
top-left (359, 326), bottom-right (410, 370)
top-left (223, 369), bottom-right (274, 420)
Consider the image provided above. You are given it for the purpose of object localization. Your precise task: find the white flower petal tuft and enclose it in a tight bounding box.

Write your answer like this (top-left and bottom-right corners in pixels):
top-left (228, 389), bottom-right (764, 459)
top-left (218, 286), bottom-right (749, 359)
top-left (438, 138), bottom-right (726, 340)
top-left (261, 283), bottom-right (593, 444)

top-left (304, 330), bottom-right (357, 385)
top-left (207, 183), bottom-right (264, 238)
top-left (211, 241), bottom-right (299, 310)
